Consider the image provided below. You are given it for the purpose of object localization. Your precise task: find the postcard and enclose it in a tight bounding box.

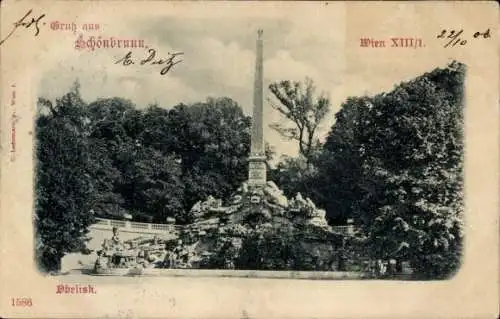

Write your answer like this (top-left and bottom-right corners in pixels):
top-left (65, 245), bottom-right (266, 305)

top-left (0, 1), bottom-right (498, 318)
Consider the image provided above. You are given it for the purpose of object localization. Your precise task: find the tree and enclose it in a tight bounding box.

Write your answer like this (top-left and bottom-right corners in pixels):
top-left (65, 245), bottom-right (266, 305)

top-left (124, 148), bottom-right (184, 223)
top-left (318, 61), bottom-right (465, 278)
top-left (163, 97), bottom-right (252, 217)
top-left (236, 225), bottom-right (296, 270)
top-left (85, 97), bottom-right (141, 220)
top-left (235, 225), bottom-right (332, 271)
top-left (268, 78), bottom-right (330, 163)
top-left (314, 97), bottom-right (372, 224)
top-left (35, 82), bottom-right (96, 272)
top-left (85, 98), bottom-right (188, 223)
top-left (269, 155), bottom-right (320, 201)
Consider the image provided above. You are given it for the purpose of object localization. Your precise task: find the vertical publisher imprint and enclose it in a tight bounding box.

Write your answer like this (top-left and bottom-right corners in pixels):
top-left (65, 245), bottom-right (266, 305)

top-left (10, 84), bottom-right (16, 162)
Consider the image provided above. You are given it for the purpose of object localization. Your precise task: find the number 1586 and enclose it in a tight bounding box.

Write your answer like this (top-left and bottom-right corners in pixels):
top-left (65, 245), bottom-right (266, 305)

top-left (11, 297), bottom-right (32, 307)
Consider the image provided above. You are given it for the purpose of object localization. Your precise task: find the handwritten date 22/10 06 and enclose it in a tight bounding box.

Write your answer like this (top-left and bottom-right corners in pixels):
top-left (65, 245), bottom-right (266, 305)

top-left (437, 28), bottom-right (490, 48)
top-left (115, 49), bottom-right (183, 75)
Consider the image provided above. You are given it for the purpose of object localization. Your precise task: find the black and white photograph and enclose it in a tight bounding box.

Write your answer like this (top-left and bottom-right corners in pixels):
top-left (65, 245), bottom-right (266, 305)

top-left (35, 16), bottom-right (465, 281)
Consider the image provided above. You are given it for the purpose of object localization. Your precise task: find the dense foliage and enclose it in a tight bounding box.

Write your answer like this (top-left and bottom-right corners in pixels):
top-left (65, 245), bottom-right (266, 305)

top-left (35, 86), bottom-right (251, 271)
top-left (205, 225), bottom-right (337, 271)
top-left (35, 84), bottom-right (97, 272)
top-left (35, 61), bottom-right (465, 278)
top-left (161, 98), bottom-right (251, 220)
top-left (313, 61), bottom-right (465, 278)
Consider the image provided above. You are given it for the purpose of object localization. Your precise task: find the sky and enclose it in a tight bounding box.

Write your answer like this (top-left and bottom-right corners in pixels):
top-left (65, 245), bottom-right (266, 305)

top-left (38, 3), bottom-right (453, 159)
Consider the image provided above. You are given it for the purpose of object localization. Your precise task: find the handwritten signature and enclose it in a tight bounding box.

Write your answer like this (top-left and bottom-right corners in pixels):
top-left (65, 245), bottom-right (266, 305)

top-left (0, 9), bottom-right (46, 46)
top-left (115, 49), bottom-right (184, 75)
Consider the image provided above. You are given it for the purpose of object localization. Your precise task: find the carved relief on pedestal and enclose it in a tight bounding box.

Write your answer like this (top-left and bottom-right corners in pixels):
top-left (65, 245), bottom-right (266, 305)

top-left (248, 158), bottom-right (267, 185)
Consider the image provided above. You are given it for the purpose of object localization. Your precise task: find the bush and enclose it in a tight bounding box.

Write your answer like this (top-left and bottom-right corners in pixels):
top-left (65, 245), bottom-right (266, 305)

top-left (234, 225), bottom-right (334, 271)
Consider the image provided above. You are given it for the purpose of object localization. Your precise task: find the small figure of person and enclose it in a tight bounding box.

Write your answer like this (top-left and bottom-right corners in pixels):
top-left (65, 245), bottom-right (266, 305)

top-left (101, 239), bottom-right (110, 255)
top-left (337, 251), bottom-right (347, 271)
top-left (173, 239), bottom-right (188, 268)
top-left (388, 259), bottom-right (397, 276)
top-left (129, 241), bottom-right (137, 253)
top-left (144, 250), bottom-right (154, 267)
top-left (100, 239), bottom-right (114, 267)
top-left (147, 249), bottom-right (162, 267)
top-left (376, 259), bottom-right (386, 277)
top-left (108, 227), bottom-right (125, 267)
top-left (94, 250), bottom-right (109, 272)
top-left (396, 259), bottom-right (403, 273)
top-left (137, 249), bottom-right (149, 268)
top-left (224, 259), bottom-right (234, 270)
top-left (111, 227), bottom-right (121, 246)
top-left (163, 249), bottom-right (174, 269)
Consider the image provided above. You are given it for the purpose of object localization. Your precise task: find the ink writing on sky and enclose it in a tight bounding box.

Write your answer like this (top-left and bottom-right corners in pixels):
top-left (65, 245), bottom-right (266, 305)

top-left (115, 49), bottom-right (184, 75)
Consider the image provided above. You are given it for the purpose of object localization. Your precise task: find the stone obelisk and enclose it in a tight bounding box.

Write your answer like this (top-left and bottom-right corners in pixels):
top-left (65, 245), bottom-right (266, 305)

top-left (248, 29), bottom-right (267, 187)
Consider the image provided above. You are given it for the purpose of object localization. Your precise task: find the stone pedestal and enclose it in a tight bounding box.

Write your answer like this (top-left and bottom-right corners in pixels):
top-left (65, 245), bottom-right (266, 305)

top-left (248, 155), bottom-right (267, 187)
